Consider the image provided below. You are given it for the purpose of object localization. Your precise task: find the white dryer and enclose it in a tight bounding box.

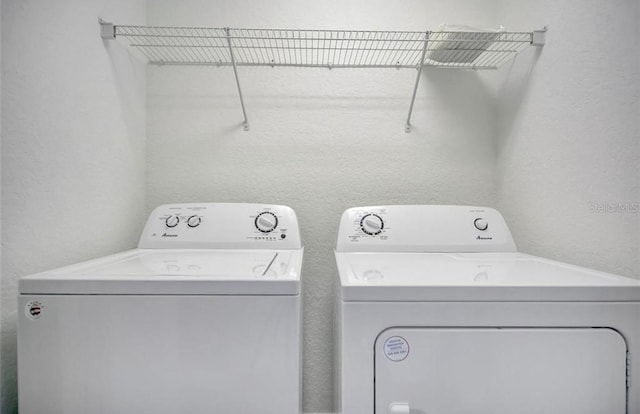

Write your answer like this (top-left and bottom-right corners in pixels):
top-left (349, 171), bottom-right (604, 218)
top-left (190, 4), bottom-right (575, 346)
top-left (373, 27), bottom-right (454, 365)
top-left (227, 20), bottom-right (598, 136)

top-left (18, 203), bottom-right (303, 414)
top-left (335, 205), bottom-right (640, 414)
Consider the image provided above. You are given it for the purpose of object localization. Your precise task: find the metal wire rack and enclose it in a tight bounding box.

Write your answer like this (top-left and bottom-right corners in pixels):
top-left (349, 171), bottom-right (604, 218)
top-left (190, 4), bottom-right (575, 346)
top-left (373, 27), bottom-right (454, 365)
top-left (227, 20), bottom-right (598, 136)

top-left (425, 31), bottom-right (534, 69)
top-left (116, 26), bottom-right (430, 69)
top-left (100, 21), bottom-right (546, 131)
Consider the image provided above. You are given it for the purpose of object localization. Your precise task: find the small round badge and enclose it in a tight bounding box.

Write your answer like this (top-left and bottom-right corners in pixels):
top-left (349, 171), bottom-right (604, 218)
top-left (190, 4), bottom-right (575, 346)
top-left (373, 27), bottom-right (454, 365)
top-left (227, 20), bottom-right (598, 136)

top-left (25, 300), bottom-right (44, 320)
top-left (383, 336), bottom-right (409, 362)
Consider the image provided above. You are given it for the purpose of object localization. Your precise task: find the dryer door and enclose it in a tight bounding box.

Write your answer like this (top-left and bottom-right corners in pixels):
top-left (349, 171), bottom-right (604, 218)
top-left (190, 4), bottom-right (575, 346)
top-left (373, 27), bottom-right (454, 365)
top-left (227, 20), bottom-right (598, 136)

top-left (375, 328), bottom-right (627, 414)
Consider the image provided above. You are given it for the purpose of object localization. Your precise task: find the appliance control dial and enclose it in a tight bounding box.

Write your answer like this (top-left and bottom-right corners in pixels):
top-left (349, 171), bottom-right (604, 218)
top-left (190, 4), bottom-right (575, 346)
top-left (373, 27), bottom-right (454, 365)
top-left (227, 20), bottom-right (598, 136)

top-left (360, 213), bottom-right (384, 235)
top-left (255, 211), bottom-right (278, 233)
top-left (165, 215), bottom-right (180, 228)
top-left (474, 217), bottom-right (488, 231)
top-left (187, 215), bottom-right (201, 228)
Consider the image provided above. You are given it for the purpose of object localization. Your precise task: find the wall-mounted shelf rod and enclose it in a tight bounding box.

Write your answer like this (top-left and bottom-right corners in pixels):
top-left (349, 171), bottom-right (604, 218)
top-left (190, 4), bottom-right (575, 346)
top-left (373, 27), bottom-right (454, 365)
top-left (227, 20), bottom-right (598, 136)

top-left (405, 32), bottom-right (429, 133)
top-left (224, 27), bottom-right (249, 131)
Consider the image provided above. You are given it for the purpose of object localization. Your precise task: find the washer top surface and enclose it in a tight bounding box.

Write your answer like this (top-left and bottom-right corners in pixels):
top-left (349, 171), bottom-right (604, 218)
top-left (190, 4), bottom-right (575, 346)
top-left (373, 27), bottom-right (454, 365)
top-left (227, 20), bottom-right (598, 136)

top-left (20, 203), bottom-right (303, 295)
top-left (21, 248), bottom-right (302, 295)
top-left (336, 251), bottom-right (640, 301)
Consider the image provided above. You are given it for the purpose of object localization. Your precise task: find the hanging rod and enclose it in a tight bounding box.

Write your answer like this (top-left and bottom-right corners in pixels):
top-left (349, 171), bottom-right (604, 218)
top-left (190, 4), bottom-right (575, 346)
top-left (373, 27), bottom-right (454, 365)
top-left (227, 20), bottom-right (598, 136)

top-left (100, 20), bottom-right (546, 132)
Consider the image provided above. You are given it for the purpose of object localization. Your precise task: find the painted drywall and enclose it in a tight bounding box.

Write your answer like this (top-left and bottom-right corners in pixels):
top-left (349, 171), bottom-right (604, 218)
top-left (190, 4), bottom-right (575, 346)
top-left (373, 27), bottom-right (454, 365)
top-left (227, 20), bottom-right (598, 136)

top-left (0, 1), bottom-right (146, 412)
top-left (2, 1), bottom-right (637, 413)
top-left (145, 0), bottom-right (503, 411)
top-left (495, 0), bottom-right (640, 279)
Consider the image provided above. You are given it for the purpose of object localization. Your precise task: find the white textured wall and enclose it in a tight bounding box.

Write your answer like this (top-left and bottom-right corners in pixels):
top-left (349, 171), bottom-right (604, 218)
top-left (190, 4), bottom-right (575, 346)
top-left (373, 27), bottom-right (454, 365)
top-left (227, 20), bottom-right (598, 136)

top-left (495, 0), bottom-right (640, 279)
top-left (2, 1), bottom-right (637, 413)
top-left (146, 1), bottom-right (501, 411)
top-left (0, 1), bottom-right (146, 412)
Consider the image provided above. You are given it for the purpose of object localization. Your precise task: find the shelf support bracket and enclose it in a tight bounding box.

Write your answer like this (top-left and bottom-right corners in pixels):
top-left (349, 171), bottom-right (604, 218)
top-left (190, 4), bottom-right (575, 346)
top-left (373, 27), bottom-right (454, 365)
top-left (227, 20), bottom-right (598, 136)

top-left (405, 32), bottom-right (429, 133)
top-left (532, 26), bottom-right (548, 46)
top-left (99, 18), bottom-right (116, 40)
top-left (225, 27), bottom-right (250, 131)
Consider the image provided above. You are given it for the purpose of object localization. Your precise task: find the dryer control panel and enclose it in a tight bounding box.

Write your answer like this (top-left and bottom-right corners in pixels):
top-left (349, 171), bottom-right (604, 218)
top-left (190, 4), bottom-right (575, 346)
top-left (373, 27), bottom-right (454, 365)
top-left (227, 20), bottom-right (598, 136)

top-left (336, 205), bottom-right (517, 252)
top-left (139, 203), bottom-right (302, 249)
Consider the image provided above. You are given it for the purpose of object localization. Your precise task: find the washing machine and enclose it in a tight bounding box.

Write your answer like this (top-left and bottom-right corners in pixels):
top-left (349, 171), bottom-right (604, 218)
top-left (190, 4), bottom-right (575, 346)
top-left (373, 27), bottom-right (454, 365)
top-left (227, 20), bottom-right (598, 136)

top-left (335, 205), bottom-right (640, 414)
top-left (18, 203), bottom-right (303, 414)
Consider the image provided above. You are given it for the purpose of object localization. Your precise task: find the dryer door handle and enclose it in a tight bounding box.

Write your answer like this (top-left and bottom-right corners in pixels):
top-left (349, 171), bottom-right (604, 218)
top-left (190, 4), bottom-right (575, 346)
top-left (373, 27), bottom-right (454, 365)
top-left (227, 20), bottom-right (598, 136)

top-left (389, 402), bottom-right (410, 414)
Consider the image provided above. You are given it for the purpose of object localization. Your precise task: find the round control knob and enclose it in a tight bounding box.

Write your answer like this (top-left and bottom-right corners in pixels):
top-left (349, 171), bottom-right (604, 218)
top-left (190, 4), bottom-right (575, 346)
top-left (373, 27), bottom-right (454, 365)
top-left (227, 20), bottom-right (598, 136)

top-left (255, 211), bottom-right (278, 233)
top-left (360, 213), bottom-right (384, 235)
top-left (165, 215), bottom-right (180, 228)
top-left (474, 218), bottom-right (488, 231)
top-left (187, 215), bottom-right (201, 228)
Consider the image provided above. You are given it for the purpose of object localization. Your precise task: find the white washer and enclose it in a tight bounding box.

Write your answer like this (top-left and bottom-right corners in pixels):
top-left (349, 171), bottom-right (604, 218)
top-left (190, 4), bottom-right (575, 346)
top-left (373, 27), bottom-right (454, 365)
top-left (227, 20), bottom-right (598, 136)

top-left (335, 205), bottom-right (640, 414)
top-left (18, 203), bottom-right (303, 414)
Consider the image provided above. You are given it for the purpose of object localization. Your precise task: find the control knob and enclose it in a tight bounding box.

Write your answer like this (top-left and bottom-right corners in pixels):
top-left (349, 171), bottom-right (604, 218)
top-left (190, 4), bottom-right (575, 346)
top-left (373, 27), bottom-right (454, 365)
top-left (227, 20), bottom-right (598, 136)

top-left (165, 215), bottom-right (180, 228)
top-left (474, 218), bottom-right (488, 231)
top-left (187, 215), bottom-right (201, 228)
top-left (360, 213), bottom-right (384, 235)
top-left (255, 211), bottom-right (278, 233)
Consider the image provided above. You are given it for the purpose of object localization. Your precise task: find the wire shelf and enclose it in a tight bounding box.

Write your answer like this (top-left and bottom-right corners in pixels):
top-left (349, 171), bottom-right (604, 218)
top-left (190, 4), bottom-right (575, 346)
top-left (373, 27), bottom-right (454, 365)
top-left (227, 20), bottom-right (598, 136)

top-left (115, 26), bottom-right (429, 68)
top-left (114, 26), bottom-right (533, 69)
top-left (102, 21), bottom-right (545, 131)
top-left (425, 30), bottom-right (532, 69)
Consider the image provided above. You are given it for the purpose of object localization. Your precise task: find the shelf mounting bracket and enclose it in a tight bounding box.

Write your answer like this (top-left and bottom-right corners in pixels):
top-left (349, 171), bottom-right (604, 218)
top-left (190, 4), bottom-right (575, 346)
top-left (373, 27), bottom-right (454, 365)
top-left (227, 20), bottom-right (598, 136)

top-left (225, 27), bottom-right (250, 131)
top-left (532, 26), bottom-right (548, 46)
top-left (99, 18), bottom-right (116, 40)
top-left (405, 31), bottom-right (429, 133)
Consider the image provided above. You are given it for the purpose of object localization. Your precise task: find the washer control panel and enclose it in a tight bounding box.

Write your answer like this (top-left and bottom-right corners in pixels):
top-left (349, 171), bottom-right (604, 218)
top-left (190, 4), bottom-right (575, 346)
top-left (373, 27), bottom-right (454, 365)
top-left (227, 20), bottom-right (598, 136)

top-left (336, 205), bottom-right (517, 253)
top-left (139, 203), bottom-right (301, 249)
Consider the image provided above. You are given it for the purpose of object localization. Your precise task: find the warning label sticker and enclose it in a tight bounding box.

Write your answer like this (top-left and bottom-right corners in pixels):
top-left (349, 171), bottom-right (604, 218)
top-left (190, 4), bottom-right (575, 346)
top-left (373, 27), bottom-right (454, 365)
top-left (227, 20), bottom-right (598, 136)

top-left (383, 336), bottom-right (409, 362)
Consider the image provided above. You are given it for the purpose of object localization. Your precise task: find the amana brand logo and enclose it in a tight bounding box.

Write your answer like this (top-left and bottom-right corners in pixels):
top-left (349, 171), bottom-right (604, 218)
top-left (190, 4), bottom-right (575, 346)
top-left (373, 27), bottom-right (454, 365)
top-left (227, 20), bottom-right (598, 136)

top-left (162, 233), bottom-right (178, 238)
top-left (25, 301), bottom-right (44, 320)
top-left (476, 236), bottom-right (493, 240)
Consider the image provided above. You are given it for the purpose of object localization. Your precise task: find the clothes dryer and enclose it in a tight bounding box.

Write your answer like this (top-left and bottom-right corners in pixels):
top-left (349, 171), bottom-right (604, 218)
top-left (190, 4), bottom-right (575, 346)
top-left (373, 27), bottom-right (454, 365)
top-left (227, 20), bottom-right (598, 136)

top-left (335, 205), bottom-right (640, 414)
top-left (19, 203), bottom-right (303, 414)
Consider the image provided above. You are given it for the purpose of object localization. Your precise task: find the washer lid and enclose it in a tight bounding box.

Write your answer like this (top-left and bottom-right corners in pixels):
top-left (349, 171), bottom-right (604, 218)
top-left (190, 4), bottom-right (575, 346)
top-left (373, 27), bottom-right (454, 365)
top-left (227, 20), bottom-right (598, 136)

top-left (336, 252), bottom-right (640, 301)
top-left (20, 249), bottom-right (302, 295)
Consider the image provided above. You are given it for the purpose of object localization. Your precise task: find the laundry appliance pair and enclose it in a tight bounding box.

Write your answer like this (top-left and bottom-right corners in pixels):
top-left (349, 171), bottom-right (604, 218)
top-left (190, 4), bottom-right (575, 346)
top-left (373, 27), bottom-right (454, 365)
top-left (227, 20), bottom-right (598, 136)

top-left (18, 203), bottom-right (640, 414)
